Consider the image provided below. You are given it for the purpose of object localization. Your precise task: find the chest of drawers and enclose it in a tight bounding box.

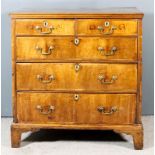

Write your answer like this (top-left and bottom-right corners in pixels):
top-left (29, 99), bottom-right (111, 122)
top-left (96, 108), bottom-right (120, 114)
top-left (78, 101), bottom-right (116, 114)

top-left (10, 8), bottom-right (144, 149)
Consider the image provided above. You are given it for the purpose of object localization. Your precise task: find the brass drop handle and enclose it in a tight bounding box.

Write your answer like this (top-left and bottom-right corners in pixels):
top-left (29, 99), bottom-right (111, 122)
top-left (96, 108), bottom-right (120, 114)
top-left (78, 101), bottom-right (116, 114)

top-left (35, 25), bottom-right (54, 34)
top-left (97, 106), bottom-right (118, 115)
top-left (36, 46), bottom-right (54, 55)
top-left (98, 74), bottom-right (117, 84)
top-left (36, 105), bottom-right (55, 115)
top-left (37, 75), bottom-right (55, 84)
top-left (103, 26), bottom-right (117, 35)
top-left (98, 46), bottom-right (117, 56)
top-left (97, 25), bottom-right (117, 35)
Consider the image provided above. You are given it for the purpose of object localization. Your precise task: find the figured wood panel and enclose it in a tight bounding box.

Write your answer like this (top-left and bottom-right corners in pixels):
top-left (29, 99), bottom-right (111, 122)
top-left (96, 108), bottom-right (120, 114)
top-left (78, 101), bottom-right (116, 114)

top-left (77, 19), bottom-right (137, 36)
top-left (15, 19), bottom-right (74, 35)
top-left (16, 63), bottom-right (137, 91)
top-left (75, 94), bottom-right (136, 124)
top-left (17, 93), bottom-right (74, 123)
top-left (16, 37), bottom-right (137, 61)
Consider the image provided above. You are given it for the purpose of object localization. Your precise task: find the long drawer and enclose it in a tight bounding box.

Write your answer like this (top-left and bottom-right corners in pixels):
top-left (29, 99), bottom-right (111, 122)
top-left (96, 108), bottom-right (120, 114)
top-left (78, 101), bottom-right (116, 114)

top-left (16, 63), bottom-right (137, 91)
top-left (17, 93), bottom-right (136, 124)
top-left (77, 19), bottom-right (137, 36)
top-left (15, 19), bottom-right (75, 35)
top-left (16, 37), bottom-right (137, 61)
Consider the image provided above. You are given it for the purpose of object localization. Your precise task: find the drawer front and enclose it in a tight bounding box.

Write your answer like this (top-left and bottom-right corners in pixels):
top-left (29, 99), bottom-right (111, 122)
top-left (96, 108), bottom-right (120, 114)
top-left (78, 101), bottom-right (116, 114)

top-left (17, 93), bottom-right (74, 123)
top-left (15, 19), bottom-right (74, 35)
top-left (16, 37), bottom-right (137, 61)
top-left (75, 94), bottom-right (136, 124)
top-left (17, 93), bottom-right (136, 124)
top-left (16, 63), bottom-right (137, 91)
top-left (77, 19), bottom-right (137, 36)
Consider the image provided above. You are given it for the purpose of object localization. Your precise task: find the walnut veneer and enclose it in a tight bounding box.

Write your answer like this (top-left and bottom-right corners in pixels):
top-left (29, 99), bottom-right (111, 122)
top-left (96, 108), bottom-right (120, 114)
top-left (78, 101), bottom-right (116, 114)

top-left (10, 7), bottom-right (144, 149)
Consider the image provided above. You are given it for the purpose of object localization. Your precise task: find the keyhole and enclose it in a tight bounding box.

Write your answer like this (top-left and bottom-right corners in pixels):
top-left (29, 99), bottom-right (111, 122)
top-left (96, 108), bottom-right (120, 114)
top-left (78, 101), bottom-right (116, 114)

top-left (105, 21), bottom-right (110, 27)
top-left (75, 64), bottom-right (80, 72)
top-left (43, 21), bottom-right (48, 27)
top-left (74, 38), bottom-right (80, 46)
top-left (74, 94), bottom-right (79, 101)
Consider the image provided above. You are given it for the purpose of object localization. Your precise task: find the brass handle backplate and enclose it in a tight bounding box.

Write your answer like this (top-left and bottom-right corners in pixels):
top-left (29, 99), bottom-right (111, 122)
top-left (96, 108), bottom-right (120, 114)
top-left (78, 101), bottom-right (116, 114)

top-left (98, 74), bottom-right (117, 84)
top-left (98, 46), bottom-right (117, 56)
top-left (97, 106), bottom-right (118, 115)
top-left (35, 23), bottom-right (54, 34)
top-left (36, 105), bottom-right (55, 115)
top-left (36, 46), bottom-right (54, 55)
top-left (37, 75), bottom-right (55, 84)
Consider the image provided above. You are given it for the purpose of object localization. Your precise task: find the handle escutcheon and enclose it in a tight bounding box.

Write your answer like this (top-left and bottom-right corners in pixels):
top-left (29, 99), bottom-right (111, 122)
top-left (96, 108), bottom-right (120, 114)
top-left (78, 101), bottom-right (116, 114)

top-left (97, 106), bottom-right (118, 115)
top-left (36, 46), bottom-right (54, 55)
top-left (36, 105), bottom-right (55, 115)
top-left (98, 46), bottom-right (117, 56)
top-left (98, 74), bottom-right (117, 84)
top-left (37, 74), bottom-right (55, 84)
top-left (35, 25), bottom-right (54, 34)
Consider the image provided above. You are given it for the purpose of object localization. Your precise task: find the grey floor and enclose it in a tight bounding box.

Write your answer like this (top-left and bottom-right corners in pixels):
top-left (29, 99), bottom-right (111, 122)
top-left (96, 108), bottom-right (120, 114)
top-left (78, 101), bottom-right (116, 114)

top-left (1, 116), bottom-right (154, 155)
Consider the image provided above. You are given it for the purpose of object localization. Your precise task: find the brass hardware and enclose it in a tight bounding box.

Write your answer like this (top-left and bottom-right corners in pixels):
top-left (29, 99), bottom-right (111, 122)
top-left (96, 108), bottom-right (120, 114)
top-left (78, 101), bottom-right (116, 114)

top-left (98, 74), bottom-right (117, 84)
top-left (97, 25), bottom-right (116, 35)
top-left (74, 38), bottom-right (80, 46)
top-left (105, 21), bottom-right (110, 27)
top-left (36, 105), bottom-right (55, 115)
top-left (97, 26), bottom-right (104, 31)
top-left (103, 25), bottom-right (117, 35)
top-left (97, 106), bottom-right (117, 115)
top-left (98, 46), bottom-right (117, 56)
top-left (75, 63), bottom-right (80, 72)
top-left (35, 46), bottom-right (54, 55)
top-left (74, 94), bottom-right (79, 101)
top-left (97, 47), bottom-right (104, 52)
top-left (43, 21), bottom-right (48, 27)
top-left (37, 74), bottom-right (55, 84)
top-left (35, 25), bottom-right (54, 34)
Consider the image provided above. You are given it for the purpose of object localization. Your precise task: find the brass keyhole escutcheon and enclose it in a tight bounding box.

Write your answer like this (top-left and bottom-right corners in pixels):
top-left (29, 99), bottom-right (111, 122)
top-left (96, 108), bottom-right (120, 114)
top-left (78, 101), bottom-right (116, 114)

top-left (105, 21), bottom-right (110, 27)
top-left (74, 94), bottom-right (79, 101)
top-left (43, 21), bottom-right (48, 27)
top-left (74, 38), bottom-right (80, 46)
top-left (75, 63), bottom-right (80, 72)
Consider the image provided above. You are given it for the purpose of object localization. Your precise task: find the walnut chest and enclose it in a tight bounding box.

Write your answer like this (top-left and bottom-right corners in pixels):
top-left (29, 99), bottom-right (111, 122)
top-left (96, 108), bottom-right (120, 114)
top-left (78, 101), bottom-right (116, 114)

top-left (10, 7), bottom-right (144, 149)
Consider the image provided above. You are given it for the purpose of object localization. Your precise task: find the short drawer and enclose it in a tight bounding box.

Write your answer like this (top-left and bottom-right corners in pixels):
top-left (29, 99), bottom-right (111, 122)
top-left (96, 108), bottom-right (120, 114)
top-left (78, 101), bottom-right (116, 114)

top-left (77, 19), bottom-right (137, 36)
top-left (75, 94), bottom-right (136, 124)
top-left (16, 37), bottom-right (137, 61)
top-left (17, 93), bottom-right (74, 123)
top-left (15, 19), bottom-right (74, 35)
top-left (17, 93), bottom-right (136, 124)
top-left (16, 63), bottom-right (137, 92)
